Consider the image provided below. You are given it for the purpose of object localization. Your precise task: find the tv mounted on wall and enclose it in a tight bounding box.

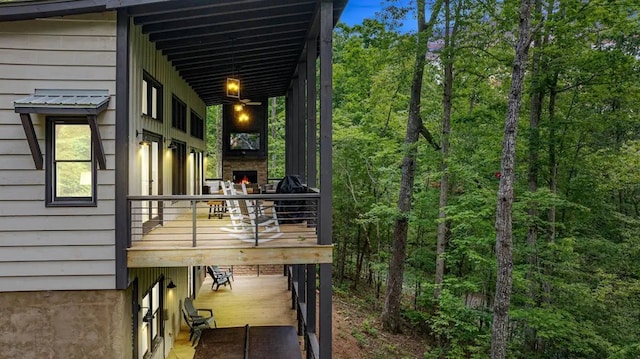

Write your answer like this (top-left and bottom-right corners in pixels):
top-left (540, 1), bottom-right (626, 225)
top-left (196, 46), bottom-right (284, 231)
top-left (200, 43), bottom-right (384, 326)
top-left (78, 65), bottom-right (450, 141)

top-left (230, 132), bottom-right (260, 151)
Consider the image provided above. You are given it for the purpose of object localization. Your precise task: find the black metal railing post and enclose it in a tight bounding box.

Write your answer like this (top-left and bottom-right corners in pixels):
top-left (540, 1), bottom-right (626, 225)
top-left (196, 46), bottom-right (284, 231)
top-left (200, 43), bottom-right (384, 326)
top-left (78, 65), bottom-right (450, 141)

top-left (192, 200), bottom-right (197, 247)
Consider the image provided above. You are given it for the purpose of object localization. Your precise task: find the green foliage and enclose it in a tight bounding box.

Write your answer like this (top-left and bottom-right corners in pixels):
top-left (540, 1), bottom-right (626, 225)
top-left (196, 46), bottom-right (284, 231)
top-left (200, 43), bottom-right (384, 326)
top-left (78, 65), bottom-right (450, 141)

top-left (331, 1), bottom-right (640, 357)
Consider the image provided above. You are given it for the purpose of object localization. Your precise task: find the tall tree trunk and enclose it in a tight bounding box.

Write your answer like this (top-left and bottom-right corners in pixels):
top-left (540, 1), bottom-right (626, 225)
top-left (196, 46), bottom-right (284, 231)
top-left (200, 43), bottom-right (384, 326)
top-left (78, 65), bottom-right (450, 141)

top-left (491, 0), bottom-right (534, 357)
top-left (382, 0), bottom-right (443, 333)
top-left (547, 74), bottom-right (558, 243)
top-left (525, 0), bottom-right (544, 352)
top-left (434, 0), bottom-right (454, 300)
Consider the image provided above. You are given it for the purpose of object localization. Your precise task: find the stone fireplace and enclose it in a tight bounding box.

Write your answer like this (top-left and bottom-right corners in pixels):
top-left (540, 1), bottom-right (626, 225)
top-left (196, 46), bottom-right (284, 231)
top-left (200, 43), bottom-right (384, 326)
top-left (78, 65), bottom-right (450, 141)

top-left (222, 158), bottom-right (267, 185)
top-left (232, 170), bottom-right (257, 184)
top-left (221, 102), bottom-right (269, 186)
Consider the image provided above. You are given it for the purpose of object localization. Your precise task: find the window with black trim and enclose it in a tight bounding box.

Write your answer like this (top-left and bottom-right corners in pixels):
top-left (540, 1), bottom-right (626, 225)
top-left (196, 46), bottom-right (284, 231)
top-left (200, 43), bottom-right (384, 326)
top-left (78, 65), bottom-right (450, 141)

top-left (46, 118), bottom-right (96, 207)
top-left (142, 72), bottom-right (163, 121)
top-left (139, 280), bottom-right (164, 359)
top-left (171, 95), bottom-right (187, 132)
top-left (190, 110), bottom-right (204, 140)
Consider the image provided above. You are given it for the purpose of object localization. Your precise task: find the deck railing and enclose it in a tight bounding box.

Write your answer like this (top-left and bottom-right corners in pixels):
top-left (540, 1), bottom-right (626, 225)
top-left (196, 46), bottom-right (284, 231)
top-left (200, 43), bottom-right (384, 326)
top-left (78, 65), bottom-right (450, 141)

top-left (288, 264), bottom-right (319, 359)
top-left (127, 190), bottom-right (321, 247)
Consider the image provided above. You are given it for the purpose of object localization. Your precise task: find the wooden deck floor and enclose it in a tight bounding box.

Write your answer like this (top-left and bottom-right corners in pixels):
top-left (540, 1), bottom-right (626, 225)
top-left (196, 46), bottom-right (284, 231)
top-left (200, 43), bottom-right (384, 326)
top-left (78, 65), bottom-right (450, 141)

top-left (167, 274), bottom-right (300, 359)
top-left (131, 202), bottom-right (319, 248)
top-left (128, 202), bottom-right (331, 267)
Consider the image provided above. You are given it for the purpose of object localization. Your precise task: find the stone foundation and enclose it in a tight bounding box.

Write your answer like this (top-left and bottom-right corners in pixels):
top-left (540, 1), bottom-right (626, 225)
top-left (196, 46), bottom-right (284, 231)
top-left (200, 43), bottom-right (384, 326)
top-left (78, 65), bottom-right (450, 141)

top-left (0, 290), bottom-right (132, 359)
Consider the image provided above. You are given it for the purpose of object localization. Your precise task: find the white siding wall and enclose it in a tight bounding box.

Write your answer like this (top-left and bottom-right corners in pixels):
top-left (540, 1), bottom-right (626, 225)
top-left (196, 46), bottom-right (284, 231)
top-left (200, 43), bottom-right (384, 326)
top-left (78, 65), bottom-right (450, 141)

top-left (0, 13), bottom-right (117, 291)
top-left (128, 21), bottom-right (207, 198)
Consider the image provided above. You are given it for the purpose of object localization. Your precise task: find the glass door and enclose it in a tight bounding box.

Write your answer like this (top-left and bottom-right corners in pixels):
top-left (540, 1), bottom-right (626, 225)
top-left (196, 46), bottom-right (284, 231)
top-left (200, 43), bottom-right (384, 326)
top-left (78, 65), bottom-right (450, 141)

top-left (141, 132), bottom-right (162, 234)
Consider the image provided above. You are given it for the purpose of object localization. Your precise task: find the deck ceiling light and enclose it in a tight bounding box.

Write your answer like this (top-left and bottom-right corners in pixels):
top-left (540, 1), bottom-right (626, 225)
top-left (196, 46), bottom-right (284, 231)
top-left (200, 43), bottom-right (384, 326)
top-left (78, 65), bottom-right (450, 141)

top-left (234, 103), bottom-right (244, 112)
top-left (238, 112), bottom-right (249, 123)
top-left (227, 78), bottom-right (240, 98)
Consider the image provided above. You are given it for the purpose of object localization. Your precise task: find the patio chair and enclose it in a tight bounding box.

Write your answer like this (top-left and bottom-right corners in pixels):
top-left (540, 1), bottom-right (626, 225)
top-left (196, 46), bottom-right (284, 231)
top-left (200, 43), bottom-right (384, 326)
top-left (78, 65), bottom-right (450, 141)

top-left (181, 307), bottom-right (208, 346)
top-left (221, 182), bottom-right (282, 242)
top-left (206, 265), bottom-right (232, 291)
top-left (212, 265), bottom-right (234, 281)
top-left (184, 297), bottom-right (217, 328)
top-left (221, 181), bottom-right (246, 232)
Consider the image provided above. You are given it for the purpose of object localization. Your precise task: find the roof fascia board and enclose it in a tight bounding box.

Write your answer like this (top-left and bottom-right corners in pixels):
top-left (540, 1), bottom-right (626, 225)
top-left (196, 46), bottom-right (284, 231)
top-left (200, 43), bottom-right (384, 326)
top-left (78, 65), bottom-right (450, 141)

top-left (14, 105), bottom-right (107, 115)
top-left (105, 0), bottom-right (174, 9)
top-left (0, 0), bottom-right (107, 22)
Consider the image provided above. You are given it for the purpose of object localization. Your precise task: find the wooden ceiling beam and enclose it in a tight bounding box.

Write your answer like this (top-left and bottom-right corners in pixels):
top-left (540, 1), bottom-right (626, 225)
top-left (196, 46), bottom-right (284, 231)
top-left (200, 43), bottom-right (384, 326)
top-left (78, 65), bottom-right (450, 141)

top-left (149, 15), bottom-right (309, 42)
top-left (141, 2), bottom-right (314, 33)
top-left (157, 25), bottom-right (305, 49)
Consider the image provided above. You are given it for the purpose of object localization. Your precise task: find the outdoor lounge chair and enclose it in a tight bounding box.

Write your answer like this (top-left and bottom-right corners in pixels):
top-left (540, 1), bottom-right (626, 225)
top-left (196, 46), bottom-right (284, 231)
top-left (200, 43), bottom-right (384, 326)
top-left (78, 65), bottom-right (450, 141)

top-left (184, 297), bottom-right (217, 328)
top-left (212, 265), bottom-right (234, 281)
top-left (206, 265), bottom-right (232, 291)
top-left (220, 181), bottom-right (282, 242)
top-left (181, 307), bottom-right (209, 346)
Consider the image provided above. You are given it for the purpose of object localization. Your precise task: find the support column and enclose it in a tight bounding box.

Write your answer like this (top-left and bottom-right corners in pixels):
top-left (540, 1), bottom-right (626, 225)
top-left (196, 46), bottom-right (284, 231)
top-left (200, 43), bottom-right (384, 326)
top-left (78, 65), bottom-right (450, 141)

top-left (306, 37), bottom-right (318, 188)
top-left (285, 90), bottom-right (293, 174)
top-left (115, 8), bottom-right (130, 291)
top-left (318, 1), bottom-right (333, 358)
top-left (290, 78), bottom-right (300, 176)
top-left (306, 263), bottom-right (317, 334)
top-left (297, 62), bottom-right (307, 182)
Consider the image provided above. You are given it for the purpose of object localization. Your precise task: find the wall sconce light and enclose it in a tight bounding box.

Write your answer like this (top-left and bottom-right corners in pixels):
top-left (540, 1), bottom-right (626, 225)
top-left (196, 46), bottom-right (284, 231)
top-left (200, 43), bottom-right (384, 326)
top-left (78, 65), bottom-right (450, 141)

top-left (139, 306), bottom-right (155, 323)
top-left (190, 148), bottom-right (196, 154)
top-left (143, 309), bottom-right (154, 323)
top-left (167, 280), bottom-right (176, 289)
top-left (136, 130), bottom-right (151, 146)
top-left (167, 141), bottom-right (177, 150)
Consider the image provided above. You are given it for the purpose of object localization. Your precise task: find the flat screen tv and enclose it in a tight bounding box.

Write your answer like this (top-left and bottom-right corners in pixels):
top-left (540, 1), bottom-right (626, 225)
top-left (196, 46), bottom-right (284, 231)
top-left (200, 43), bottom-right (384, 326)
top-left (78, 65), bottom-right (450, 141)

top-left (230, 132), bottom-right (260, 151)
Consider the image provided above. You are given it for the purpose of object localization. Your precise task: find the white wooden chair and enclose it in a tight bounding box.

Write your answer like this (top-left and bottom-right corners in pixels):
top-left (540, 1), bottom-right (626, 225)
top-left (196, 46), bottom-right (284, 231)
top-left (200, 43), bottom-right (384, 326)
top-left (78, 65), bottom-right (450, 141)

top-left (221, 181), bottom-right (282, 242)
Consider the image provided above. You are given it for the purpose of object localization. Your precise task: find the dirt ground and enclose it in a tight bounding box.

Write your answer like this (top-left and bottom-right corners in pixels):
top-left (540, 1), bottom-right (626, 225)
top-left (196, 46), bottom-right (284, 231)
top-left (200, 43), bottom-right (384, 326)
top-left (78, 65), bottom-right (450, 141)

top-left (332, 291), bottom-right (428, 359)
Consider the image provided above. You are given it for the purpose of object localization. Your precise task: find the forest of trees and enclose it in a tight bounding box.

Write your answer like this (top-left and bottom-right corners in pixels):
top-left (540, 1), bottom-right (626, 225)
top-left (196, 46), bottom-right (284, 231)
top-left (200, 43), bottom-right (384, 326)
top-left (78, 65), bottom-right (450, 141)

top-left (205, 0), bottom-right (640, 357)
top-left (330, 0), bottom-right (640, 358)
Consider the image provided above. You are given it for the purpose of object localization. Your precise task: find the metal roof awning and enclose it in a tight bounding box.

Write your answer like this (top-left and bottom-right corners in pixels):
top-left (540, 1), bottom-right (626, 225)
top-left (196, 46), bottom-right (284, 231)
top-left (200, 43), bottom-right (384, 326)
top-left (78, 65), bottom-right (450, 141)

top-left (14, 89), bottom-right (110, 171)
top-left (14, 89), bottom-right (111, 115)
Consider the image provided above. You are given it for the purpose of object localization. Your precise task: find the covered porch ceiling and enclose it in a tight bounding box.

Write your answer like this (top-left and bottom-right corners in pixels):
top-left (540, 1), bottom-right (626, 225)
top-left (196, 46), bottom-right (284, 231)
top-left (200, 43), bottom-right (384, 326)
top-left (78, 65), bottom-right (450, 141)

top-left (0, 0), bottom-right (347, 106)
top-left (128, 0), bottom-right (348, 106)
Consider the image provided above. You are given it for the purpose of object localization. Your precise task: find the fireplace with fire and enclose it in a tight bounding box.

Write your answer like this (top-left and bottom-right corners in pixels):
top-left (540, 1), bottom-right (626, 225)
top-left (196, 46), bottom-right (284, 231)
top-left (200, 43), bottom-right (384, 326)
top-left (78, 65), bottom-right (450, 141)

top-left (233, 170), bottom-right (258, 184)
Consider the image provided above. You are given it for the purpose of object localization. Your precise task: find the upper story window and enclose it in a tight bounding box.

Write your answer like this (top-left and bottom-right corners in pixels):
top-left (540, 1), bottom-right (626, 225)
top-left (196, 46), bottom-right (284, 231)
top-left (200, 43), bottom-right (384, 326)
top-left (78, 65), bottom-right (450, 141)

top-left (142, 72), bottom-right (162, 121)
top-left (172, 95), bottom-right (187, 132)
top-left (190, 110), bottom-right (204, 140)
top-left (46, 118), bottom-right (96, 207)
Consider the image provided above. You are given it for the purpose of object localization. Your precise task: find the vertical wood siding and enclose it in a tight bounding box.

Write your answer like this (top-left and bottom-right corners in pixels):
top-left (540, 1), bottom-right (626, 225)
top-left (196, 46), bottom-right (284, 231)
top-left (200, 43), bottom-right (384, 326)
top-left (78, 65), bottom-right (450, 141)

top-left (0, 13), bottom-right (117, 291)
top-left (128, 22), bottom-right (207, 198)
